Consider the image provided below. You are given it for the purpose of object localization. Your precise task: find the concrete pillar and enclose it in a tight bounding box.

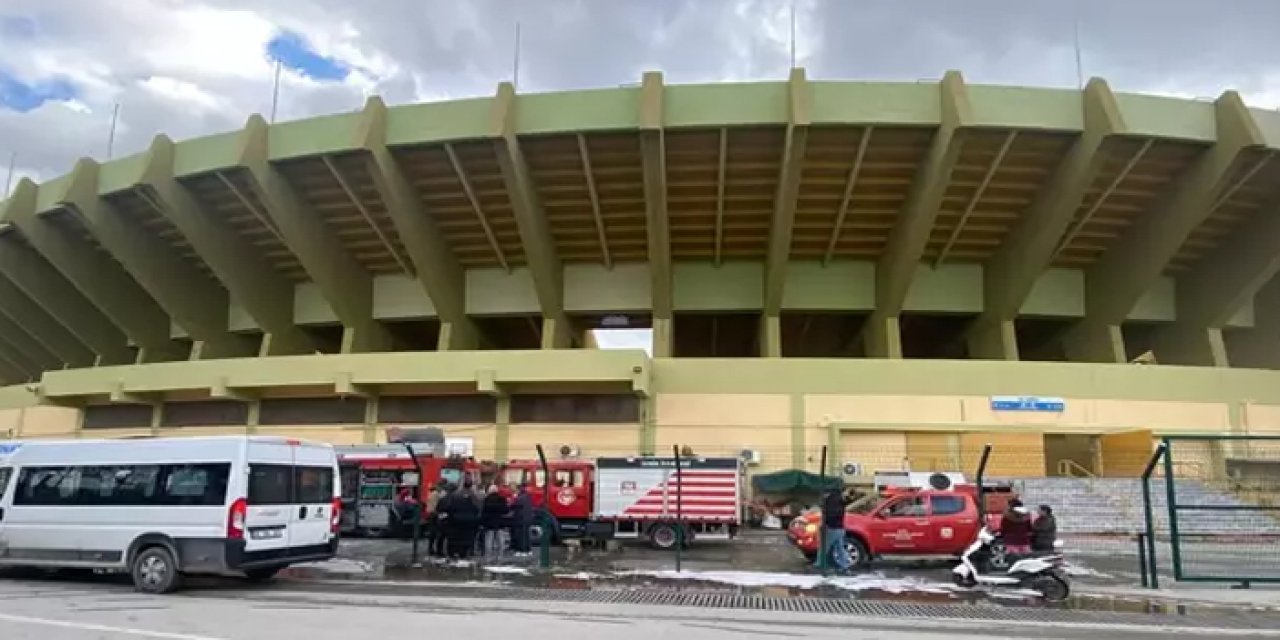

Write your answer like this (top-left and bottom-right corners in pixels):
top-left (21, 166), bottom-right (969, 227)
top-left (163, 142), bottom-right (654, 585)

top-left (967, 319), bottom-right (1019, 360)
top-left (865, 314), bottom-right (903, 358)
top-left (760, 315), bottom-right (782, 358)
top-left (494, 394), bottom-right (511, 461)
top-left (1063, 321), bottom-right (1126, 363)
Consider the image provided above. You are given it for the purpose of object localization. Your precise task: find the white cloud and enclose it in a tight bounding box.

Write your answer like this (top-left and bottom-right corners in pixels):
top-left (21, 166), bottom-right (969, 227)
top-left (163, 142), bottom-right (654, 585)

top-left (0, 0), bottom-right (1276, 188)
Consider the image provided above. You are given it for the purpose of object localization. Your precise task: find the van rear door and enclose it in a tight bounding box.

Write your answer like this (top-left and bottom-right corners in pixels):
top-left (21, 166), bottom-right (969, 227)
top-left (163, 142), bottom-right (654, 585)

top-left (245, 443), bottom-right (293, 555)
top-left (289, 442), bottom-right (336, 549)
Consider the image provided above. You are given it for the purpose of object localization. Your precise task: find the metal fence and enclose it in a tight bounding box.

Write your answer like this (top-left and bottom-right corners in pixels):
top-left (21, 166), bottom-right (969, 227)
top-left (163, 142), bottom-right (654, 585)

top-left (1141, 435), bottom-right (1280, 587)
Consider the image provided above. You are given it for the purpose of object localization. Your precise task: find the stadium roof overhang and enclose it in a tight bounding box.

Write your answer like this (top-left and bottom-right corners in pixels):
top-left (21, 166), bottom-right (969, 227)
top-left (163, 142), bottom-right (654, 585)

top-left (0, 68), bottom-right (1278, 389)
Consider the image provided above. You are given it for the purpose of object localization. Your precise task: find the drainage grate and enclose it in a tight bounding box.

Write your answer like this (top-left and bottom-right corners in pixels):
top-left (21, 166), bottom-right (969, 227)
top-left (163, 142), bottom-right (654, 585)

top-left (282, 581), bottom-right (1280, 631)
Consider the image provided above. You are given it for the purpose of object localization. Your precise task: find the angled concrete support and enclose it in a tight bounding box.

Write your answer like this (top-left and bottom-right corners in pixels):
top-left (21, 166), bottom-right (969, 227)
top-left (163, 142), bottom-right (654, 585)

top-left (0, 233), bottom-right (131, 365)
top-left (1152, 178), bottom-right (1280, 365)
top-left (1066, 91), bottom-right (1265, 362)
top-left (1227, 276), bottom-right (1280, 369)
top-left (639, 71), bottom-right (674, 337)
top-left (235, 115), bottom-right (391, 353)
top-left (357, 97), bottom-right (480, 351)
top-left (968, 78), bottom-right (1126, 359)
top-left (490, 83), bottom-right (572, 348)
top-left (763, 68), bottom-right (811, 316)
top-left (1064, 321), bottom-right (1126, 363)
top-left (5, 179), bottom-right (183, 363)
top-left (863, 71), bottom-right (971, 356)
top-left (0, 311), bottom-right (59, 372)
top-left (137, 135), bottom-right (316, 356)
top-left (56, 159), bottom-right (254, 359)
top-left (0, 274), bottom-right (94, 367)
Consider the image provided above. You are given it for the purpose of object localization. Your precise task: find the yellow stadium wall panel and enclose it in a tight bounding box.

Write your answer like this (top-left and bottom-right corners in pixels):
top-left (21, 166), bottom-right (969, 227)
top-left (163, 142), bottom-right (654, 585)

top-left (837, 431), bottom-right (908, 476)
top-left (806, 395), bottom-right (960, 426)
top-left (373, 424), bottom-right (498, 461)
top-left (255, 426), bottom-right (367, 445)
top-left (1092, 400), bottom-right (1230, 433)
top-left (655, 424), bottom-right (793, 475)
top-left (2, 406), bottom-right (79, 437)
top-left (156, 426), bottom-right (251, 439)
top-left (1099, 430), bottom-right (1154, 477)
top-left (1243, 404), bottom-right (1280, 434)
top-left (959, 431), bottom-right (1046, 478)
top-left (80, 428), bottom-right (156, 440)
top-left (905, 432), bottom-right (960, 472)
top-left (656, 394), bottom-right (790, 427)
top-left (506, 423), bottom-right (641, 460)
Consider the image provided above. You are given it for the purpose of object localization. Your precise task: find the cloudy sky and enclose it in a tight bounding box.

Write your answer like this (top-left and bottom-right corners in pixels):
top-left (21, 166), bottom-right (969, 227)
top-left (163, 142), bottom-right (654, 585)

top-left (2, 0), bottom-right (1278, 352)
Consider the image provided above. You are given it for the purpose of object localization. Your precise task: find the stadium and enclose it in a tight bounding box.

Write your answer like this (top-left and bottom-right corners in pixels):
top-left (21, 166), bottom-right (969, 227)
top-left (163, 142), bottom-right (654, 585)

top-left (1, 67), bottom-right (1279, 480)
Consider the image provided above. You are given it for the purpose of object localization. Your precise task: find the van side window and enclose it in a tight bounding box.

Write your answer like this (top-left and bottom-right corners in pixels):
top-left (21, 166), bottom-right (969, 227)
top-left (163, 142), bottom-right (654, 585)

top-left (249, 464), bottom-right (294, 505)
top-left (0, 467), bottom-right (11, 497)
top-left (163, 464), bottom-right (231, 506)
top-left (78, 466), bottom-right (160, 505)
top-left (294, 467), bottom-right (333, 504)
top-left (16, 467), bottom-right (79, 505)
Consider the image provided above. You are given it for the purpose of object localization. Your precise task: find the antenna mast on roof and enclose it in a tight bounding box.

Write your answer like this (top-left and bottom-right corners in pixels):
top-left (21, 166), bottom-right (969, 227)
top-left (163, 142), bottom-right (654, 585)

top-left (4, 152), bottom-right (15, 198)
top-left (270, 59), bottom-right (283, 123)
top-left (1072, 13), bottom-right (1084, 89)
top-left (106, 103), bottom-right (120, 159)
top-left (513, 22), bottom-right (522, 90)
top-left (789, 0), bottom-right (797, 68)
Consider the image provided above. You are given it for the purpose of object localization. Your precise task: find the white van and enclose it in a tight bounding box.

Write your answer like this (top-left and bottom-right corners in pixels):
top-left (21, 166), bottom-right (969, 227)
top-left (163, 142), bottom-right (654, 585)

top-left (0, 436), bottom-right (340, 593)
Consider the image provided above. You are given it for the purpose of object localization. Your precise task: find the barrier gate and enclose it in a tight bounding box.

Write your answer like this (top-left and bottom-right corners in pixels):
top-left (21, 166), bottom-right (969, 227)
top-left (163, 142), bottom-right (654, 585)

top-left (1140, 435), bottom-right (1280, 587)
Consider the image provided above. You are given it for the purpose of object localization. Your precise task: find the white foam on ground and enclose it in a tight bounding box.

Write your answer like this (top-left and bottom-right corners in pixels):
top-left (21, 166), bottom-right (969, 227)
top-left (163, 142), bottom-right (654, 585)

top-left (484, 566), bottom-right (531, 575)
top-left (1063, 563), bottom-right (1112, 578)
top-left (292, 558), bottom-right (376, 574)
top-left (553, 572), bottom-right (600, 580)
top-left (615, 569), bottom-right (955, 595)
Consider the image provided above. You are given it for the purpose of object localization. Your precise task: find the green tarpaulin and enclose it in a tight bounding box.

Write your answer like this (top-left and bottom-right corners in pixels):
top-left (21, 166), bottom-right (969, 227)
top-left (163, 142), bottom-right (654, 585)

top-left (751, 469), bottom-right (842, 497)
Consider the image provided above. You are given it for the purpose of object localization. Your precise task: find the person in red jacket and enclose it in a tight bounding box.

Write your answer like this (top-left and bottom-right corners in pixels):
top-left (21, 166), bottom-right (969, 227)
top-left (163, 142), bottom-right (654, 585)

top-left (1000, 499), bottom-right (1034, 556)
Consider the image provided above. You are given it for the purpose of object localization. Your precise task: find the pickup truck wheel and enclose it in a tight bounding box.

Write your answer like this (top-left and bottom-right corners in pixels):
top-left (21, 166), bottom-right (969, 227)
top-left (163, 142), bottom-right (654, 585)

top-left (845, 537), bottom-right (870, 569)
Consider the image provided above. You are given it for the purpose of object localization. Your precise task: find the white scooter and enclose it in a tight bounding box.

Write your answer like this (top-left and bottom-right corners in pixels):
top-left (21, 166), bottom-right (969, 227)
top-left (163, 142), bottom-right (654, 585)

top-left (952, 527), bottom-right (1070, 601)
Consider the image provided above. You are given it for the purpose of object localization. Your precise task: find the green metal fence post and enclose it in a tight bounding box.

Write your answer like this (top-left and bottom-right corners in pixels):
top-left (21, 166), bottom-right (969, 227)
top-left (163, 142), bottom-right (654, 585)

top-left (817, 445), bottom-right (827, 576)
top-left (1161, 437), bottom-right (1184, 581)
top-left (1139, 442), bottom-right (1165, 589)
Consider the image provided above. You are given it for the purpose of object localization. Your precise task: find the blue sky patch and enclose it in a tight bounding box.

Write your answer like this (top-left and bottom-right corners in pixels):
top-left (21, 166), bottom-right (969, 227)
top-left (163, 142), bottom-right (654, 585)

top-left (266, 30), bottom-right (349, 82)
top-left (0, 71), bottom-right (76, 112)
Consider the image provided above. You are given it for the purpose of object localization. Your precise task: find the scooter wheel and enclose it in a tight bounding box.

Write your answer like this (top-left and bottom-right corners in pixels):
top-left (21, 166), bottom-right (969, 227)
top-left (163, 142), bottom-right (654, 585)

top-left (1027, 574), bottom-right (1070, 602)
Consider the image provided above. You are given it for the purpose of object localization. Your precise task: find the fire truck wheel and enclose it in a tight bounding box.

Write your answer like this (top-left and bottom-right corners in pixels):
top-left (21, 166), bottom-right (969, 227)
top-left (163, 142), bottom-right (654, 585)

top-left (647, 523), bottom-right (689, 550)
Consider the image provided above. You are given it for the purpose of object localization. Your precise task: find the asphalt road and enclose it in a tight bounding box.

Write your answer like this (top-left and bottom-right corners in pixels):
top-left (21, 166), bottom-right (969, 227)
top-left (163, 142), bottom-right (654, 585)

top-left (0, 574), bottom-right (1275, 640)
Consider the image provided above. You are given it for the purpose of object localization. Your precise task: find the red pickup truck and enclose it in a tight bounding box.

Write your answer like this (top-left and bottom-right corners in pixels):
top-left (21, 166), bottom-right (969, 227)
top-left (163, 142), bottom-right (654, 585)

top-left (788, 486), bottom-right (1013, 569)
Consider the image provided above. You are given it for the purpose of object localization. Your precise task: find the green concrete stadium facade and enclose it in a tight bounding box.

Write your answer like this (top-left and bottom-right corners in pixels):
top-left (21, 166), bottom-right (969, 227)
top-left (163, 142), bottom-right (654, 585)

top-left (2, 69), bottom-right (1280, 477)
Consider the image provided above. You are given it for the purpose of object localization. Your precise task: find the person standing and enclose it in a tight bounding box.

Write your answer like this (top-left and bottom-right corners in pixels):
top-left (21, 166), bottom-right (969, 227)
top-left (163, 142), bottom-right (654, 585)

top-left (1000, 499), bottom-right (1034, 557)
top-left (820, 486), bottom-right (851, 573)
top-left (1031, 504), bottom-right (1057, 553)
top-left (510, 483), bottom-right (534, 555)
top-left (481, 485), bottom-right (511, 556)
top-left (446, 479), bottom-right (482, 559)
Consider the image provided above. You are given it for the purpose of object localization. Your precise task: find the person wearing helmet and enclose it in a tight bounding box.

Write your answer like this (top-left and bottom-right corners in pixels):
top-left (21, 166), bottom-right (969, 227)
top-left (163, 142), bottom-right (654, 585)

top-left (1000, 498), bottom-right (1034, 556)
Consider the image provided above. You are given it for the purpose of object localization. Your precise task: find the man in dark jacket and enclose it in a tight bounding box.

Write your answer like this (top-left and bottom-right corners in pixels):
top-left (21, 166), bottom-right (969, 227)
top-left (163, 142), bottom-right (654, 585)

top-left (480, 485), bottom-right (511, 556)
top-left (820, 487), bottom-right (851, 572)
top-left (1031, 504), bottom-right (1057, 553)
top-left (443, 482), bottom-right (481, 558)
top-left (510, 483), bottom-right (534, 555)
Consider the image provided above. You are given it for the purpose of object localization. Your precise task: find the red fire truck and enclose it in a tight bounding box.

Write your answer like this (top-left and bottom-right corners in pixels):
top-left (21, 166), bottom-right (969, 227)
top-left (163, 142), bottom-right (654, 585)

top-left (336, 444), bottom-right (481, 536)
top-left (502, 456), bottom-right (743, 549)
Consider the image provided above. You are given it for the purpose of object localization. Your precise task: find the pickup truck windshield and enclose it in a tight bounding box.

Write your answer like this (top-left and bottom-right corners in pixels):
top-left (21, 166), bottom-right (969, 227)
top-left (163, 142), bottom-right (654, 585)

top-left (846, 495), bottom-right (877, 514)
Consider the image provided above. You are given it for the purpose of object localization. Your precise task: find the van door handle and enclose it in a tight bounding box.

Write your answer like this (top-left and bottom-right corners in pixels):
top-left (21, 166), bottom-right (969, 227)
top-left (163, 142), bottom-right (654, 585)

top-left (299, 506), bottom-right (308, 519)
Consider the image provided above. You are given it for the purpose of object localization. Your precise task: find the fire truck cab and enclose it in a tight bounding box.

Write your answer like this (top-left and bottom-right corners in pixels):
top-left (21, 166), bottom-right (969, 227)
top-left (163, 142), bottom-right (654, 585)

top-left (336, 444), bottom-right (480, 537)
top-left (502, 459), bottom-right (597, 540)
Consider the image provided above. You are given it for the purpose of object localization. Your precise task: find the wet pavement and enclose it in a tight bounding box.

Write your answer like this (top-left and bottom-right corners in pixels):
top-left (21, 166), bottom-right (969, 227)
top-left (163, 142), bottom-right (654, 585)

top-left (277, 530), bottom-right (1278, 619)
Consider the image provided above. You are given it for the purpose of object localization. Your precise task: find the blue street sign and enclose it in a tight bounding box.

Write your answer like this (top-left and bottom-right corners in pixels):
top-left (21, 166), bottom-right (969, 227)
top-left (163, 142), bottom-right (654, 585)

top-left (990, 396), bottom-right (1065, 412)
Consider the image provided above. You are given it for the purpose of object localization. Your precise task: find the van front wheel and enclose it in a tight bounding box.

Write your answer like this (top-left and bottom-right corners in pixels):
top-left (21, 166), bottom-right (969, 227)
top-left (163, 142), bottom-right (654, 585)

top-left (131, 546), bottom-right (181, 594)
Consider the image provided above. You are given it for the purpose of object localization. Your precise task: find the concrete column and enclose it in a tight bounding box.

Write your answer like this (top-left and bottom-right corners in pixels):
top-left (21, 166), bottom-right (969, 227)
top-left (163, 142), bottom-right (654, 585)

top-left (789, 393), bottom-right (806, 468)
top-left (1063, 321), bottom-right (1126, 363)
top-left (246, 399), bottom-right (261, 435)
top-left (540, 316), bottom-right (573, 349)
top-left (760, 315), bottom-right (782, 358)
top-left (651, 317), bottom-right (673, 358)
top-left (363, 395), bottom-right (379, 444)
top-left (494, 394), bottom-right (512, 461)
top-left (967, 319), bottom-right (1019, 360)
top-left (1154, 325), bottom-right (1229, 367)
top-left (864, 314), bottom-right (903, 359)
top-left (149, 403), bottom-right (162, 437)
top-left (639, 394), bottom-right (657, 456)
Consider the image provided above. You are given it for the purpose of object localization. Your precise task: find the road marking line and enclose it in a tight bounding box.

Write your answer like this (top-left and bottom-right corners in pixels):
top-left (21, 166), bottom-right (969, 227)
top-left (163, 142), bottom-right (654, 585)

top-left (0, 611), bottom-right (227, 640)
